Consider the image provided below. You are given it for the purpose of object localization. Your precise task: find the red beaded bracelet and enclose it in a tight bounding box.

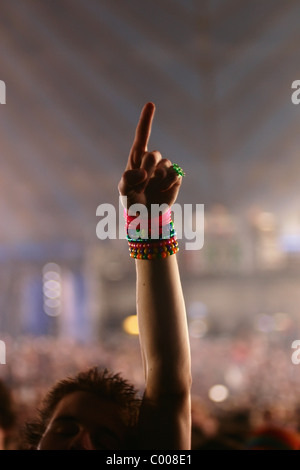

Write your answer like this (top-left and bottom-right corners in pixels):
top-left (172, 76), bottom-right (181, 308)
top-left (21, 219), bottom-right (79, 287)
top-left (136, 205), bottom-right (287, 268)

top-left (128, 237), bottom-right (179, 260)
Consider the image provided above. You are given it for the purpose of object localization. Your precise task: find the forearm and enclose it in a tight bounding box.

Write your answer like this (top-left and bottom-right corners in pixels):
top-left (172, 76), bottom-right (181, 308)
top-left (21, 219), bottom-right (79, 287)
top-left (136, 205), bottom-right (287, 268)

top-left (135, 254), bottom-right (191, 396)
top-left (119, 102), bottom-right (191, 448)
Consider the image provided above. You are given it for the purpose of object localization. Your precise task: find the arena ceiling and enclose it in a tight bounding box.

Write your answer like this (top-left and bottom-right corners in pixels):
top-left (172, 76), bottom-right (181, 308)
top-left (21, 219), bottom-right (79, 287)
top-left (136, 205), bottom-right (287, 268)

top-left (1, 0), bottom-right (300, 257)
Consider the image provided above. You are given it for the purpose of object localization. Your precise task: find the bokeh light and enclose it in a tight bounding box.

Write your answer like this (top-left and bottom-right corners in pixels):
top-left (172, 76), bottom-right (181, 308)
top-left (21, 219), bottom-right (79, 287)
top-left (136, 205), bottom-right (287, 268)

top-left (208, 385), bottom-right (229, 403)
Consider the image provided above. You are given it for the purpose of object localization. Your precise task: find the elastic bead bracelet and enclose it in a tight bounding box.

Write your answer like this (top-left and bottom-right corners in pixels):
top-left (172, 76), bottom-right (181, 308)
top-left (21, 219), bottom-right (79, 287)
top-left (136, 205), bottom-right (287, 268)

top-left (127, 221), bottom-right (176, 242)
top-left (124, 208), bottom-right (179, 260)
top-left (128, 237), bottom-right (179, 260)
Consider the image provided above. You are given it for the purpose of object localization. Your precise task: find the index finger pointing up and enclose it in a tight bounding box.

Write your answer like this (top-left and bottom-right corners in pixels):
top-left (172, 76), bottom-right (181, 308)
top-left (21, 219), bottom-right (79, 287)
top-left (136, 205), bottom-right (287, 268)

top-left (129, 102), bottom-right (155, 168)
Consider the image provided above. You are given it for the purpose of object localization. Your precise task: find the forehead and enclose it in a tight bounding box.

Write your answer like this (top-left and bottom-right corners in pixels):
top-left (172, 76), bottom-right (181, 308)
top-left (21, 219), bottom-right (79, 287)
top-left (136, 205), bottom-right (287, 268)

top-left (50, 391), bottom-right (126, 429)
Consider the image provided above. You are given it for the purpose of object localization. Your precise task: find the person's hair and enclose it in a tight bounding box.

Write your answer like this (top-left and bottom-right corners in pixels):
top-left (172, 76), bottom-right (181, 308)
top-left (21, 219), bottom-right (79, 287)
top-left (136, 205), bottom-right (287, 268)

top-left (22, 366), bottom-right (141, 449)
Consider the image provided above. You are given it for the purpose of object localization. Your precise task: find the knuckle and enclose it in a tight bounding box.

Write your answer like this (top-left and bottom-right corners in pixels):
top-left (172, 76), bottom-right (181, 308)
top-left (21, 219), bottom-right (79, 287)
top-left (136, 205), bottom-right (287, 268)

top-left (160, 158), bottom-right (172, 167)
top-left (142, 152), bottom-right (159, 167)
top-left (148, 150), bottom-right (162, 161)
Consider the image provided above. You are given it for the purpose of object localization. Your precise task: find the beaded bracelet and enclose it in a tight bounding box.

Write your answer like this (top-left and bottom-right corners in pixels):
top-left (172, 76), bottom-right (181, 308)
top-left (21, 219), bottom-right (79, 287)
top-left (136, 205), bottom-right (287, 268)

top-left (127, 220), bottom-right (176, 242)
top-left (124, 208), bottom-right (179, 260)
top-left (128, 237), bottom-right (179, 260)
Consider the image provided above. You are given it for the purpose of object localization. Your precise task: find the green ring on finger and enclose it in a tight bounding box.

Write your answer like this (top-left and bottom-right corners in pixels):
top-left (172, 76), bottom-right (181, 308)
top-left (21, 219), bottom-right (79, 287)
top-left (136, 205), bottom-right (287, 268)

top-left (172, 163), bottom-right (185, 177)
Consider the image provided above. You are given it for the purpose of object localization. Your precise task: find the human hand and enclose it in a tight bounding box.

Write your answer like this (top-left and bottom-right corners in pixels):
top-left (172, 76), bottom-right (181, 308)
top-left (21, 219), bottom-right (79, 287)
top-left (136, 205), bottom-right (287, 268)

top-left (118, 102), bottom-right (183, 211)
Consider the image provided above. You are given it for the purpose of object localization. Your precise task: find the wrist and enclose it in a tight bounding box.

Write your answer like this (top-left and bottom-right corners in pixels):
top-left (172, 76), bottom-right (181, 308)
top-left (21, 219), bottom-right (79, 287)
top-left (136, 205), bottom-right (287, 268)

top-left (124, 206), bottom-right (179, 260)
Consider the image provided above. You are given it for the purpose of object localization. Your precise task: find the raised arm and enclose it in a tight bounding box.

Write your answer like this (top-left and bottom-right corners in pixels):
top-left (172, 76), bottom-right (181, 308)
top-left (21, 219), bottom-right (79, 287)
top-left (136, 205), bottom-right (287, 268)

top-left (118, 103), bottom-right (192, 450)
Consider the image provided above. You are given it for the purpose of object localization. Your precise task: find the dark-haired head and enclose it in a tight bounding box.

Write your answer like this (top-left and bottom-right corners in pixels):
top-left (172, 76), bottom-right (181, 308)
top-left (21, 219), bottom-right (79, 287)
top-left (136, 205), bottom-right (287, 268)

top-left (23, 367), bottom-right (141, 450)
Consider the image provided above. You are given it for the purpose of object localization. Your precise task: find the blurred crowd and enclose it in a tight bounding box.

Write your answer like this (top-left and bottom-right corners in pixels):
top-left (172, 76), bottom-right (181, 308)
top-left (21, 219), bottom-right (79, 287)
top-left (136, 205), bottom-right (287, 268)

top-left (1, 330), bottom-right (300, 449)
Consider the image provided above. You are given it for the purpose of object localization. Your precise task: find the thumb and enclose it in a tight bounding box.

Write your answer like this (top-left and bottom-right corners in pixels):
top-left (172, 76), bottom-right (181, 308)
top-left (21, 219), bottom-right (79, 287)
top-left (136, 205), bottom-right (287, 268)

top-left (118, 168), bottom-right (147, 195)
